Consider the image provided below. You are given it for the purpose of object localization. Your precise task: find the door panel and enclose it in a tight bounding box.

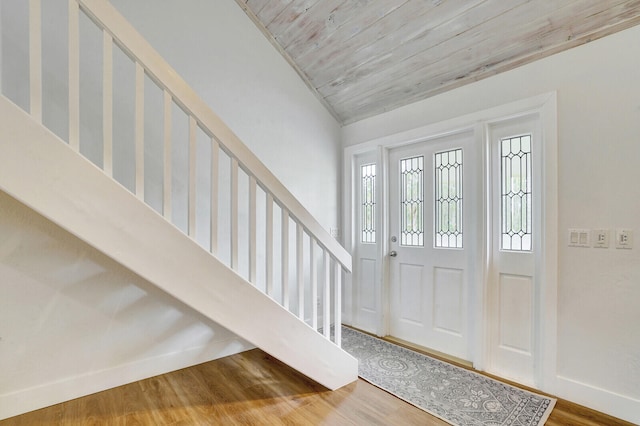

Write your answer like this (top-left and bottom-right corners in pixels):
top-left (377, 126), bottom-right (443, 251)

top-left (388, 131), bottom-right (476, 361)
top-left (398, 263), bottom-right (424, 325)
top-left (433, 267), bottom-right (463, 335)
top-left (359, 258), bottom-right (377, 312)
top-left (498, 274), bottom-right (533, 353)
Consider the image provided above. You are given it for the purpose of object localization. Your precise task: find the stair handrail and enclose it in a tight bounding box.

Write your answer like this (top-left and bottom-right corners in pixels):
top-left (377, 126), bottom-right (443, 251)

top-left (15, 0), bottom-right (350, 346)
top-left (76, 0), bottom-right (350, 273)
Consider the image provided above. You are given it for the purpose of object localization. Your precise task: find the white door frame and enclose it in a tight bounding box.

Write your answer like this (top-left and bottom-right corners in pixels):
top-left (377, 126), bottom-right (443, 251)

top-left (342, 92), bottom-right (558, 392)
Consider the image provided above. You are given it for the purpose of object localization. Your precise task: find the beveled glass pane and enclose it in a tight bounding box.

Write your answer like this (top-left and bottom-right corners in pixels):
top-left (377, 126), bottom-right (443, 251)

top-left (361, 164), bottom-right (376, 243)
top-left (400, 156), bottom-right (424, 246)
top-left (435, 149), bottom-right (463, 248)
top-left (500, 135), bottom-right (532, 251)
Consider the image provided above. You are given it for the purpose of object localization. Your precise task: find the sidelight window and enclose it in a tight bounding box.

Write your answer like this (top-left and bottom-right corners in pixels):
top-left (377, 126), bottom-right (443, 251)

top-left (501, 135), bottom-right (532, 251)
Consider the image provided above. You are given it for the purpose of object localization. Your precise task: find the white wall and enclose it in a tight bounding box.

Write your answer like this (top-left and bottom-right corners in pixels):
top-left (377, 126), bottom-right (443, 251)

top-left (343, 26), bottom-right (640, 423)
top-left (108, 0), bottom-right (342, 232)
top-left (0, 191), bottom-right (252, 419)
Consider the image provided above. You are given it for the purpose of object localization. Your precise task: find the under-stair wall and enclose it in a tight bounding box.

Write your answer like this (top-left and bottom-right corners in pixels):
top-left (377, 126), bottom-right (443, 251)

top-left (0, 189), bottom-right (253, 420)
top-left (0, 0), bottom-right (356, 419)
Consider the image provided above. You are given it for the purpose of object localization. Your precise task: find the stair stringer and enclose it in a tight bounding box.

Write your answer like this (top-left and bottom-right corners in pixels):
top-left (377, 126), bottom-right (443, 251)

top-left (0, 96), bottom-right (358, 391)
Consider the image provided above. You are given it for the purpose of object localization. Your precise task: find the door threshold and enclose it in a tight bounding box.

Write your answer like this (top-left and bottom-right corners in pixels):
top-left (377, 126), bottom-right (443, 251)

top-left (383, 335), bottom-right (473, 369)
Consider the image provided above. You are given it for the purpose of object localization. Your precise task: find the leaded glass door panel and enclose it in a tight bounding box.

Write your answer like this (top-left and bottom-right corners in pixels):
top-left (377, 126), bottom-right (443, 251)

top-left (387, 131), bottom-right (478, 361)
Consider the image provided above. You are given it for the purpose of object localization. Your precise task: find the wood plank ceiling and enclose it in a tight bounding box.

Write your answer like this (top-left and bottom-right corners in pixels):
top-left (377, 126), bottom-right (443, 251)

top-left (236, 0), bottom-right (640, 124)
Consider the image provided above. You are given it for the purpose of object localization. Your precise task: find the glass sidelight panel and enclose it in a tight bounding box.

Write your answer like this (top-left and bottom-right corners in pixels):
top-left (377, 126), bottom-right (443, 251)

top-left (501, 135), bottom-right (532, 251)
top-left (435, 148), bottom-right (463, 248)
top-left (400, 156), bottom-right (424, 246)
top-left (361, 163), bottom-right (376, 243)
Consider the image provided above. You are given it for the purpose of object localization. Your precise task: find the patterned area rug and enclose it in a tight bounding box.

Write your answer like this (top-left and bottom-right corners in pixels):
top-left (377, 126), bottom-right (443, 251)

top-left (340, 327), bottom-right (555, 426)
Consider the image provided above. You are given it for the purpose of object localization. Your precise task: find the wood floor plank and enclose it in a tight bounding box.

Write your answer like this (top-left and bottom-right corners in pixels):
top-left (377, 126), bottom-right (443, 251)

top-left (0, 348), bottom-right (633, 425)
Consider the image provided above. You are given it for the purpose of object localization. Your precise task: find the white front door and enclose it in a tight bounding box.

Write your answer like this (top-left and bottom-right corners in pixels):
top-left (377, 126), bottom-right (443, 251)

top-left (387, 131), bottom-right (478, 361)
top-left (486, 114), bottom-right (541, 387)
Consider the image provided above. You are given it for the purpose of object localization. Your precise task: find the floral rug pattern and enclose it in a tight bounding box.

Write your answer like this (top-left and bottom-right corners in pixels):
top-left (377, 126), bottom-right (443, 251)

top-left (340, 327), bottom-right (555, 426)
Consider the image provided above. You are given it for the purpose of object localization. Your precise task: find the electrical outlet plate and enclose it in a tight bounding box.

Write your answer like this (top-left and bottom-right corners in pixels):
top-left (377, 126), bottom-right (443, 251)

top-left (615, 229), bottom-right (633, 249)
top-left (568, 229), bottom-right (590, 247)
top-left (592, 229), bottom-right (610, 248)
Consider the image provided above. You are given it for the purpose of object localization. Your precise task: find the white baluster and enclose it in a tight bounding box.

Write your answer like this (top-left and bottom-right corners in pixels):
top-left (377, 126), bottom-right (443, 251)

top-left (311, 238), bottom-right (318, 330)
top-left (281, 209), bottom-right (289, 310)
top-left (210, 137), bottom-right (219, 255)
top-left (29, 0), bottom-right (42, 123)
top-left (135, 62), bottom-right (144, 199)
top-left (68, 0), bottom-right (79, 150)
top-left (230, 158), bottom-right (239, 270)
top-left (163, 90), bottom-right (172, 221)
top-left (266, 193), bottom-right (274, 298)
top-left (102, 30), bottom-right (113, 177)
top-left (334, 261), bottom-right (342, 347)
top-left (323, 249), bottom-right (330, 339)
top-left (297, 223), bottom-right (304, 319)
top-left (188, 116), bottom-right (197, 238)
top-left (249, 176), bottom-right (257, 284)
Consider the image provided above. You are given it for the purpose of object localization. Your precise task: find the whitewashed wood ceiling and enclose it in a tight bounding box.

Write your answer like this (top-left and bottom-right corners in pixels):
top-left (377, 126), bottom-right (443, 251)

top-left (236, 0), bottom-right (640, 124)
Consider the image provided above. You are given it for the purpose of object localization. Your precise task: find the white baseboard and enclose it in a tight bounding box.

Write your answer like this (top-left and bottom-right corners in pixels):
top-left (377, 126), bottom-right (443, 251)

top-left (555, 375), bottom-right (640, 424)
top-left (0, 337), bottom-right (254, 421)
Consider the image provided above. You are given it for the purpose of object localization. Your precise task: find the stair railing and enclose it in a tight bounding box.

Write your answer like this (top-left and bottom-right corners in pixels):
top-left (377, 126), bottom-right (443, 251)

top-left (17, 0), bottom-right (350, 346)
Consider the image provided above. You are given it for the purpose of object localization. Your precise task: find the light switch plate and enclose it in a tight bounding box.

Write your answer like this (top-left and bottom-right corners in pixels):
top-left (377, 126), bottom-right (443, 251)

top-left (615, 229), bottom-right (633, 249)
top-left (568, 229), bottom-right (590, 247)
top-left (592, 229), bottom-right (610, 248)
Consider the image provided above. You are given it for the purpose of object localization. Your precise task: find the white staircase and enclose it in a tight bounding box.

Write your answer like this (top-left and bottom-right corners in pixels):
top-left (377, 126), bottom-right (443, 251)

top-left (0, 0), bottom-right (356, 415)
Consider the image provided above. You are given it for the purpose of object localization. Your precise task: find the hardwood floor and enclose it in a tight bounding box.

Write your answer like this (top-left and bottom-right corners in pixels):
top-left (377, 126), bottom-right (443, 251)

top-left (1, 348), bottom-right (633, 425)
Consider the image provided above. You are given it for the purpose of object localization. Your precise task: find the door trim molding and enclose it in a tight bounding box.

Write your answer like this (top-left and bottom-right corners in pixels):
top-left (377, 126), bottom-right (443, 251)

top-left (343, 92), bottom-right (557, 393)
